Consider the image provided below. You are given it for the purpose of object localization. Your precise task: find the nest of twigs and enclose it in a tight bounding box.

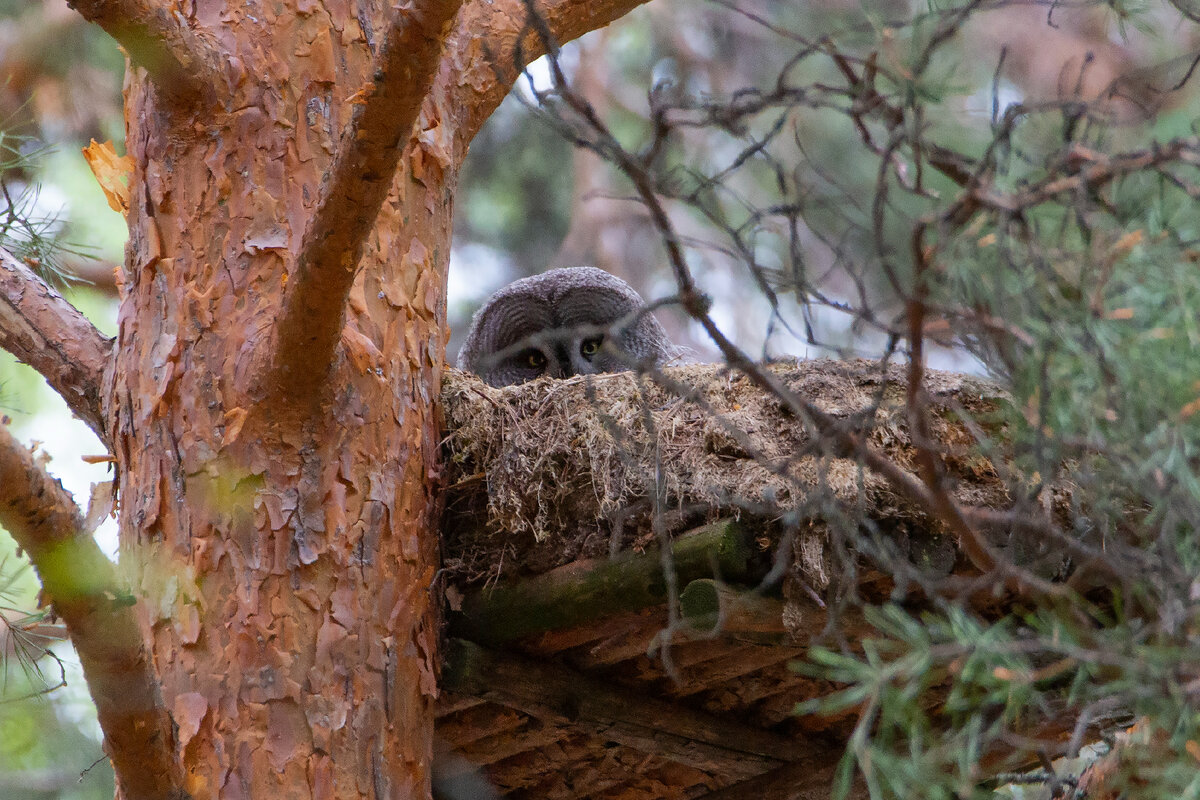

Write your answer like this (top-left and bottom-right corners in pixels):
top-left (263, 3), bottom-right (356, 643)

top-left (440, 359), bottom-right (1016, 587)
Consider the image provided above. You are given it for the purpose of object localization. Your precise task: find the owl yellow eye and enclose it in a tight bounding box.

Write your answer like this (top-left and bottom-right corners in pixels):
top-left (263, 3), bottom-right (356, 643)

top-left (580, 336), bottom-right (603, 358)
top-left (523, 349), bottom-right (547, 369)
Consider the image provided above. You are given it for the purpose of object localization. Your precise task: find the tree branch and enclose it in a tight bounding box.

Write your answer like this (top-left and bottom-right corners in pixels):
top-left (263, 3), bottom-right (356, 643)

top-left (450, 520), bottom-right (751, 645)
top-left (447, 0), bottom-right (655, 146)
top-left (0, 246), bottom-right (111, 442)
top-left (65, 0), bottom-right (226, 104)
top-left (0, 423), bottom-right (185, 800)
top-left (267, 0), bottom-right (463, 403)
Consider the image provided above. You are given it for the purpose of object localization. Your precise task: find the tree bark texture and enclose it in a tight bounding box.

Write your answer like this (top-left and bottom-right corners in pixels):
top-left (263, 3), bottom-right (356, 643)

top-left (114, 5), bottom-right (456, 798)
top-left (26, 0), bottom-right (655, 797)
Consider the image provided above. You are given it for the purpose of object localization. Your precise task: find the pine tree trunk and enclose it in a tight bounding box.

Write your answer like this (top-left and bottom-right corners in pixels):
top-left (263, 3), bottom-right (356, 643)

top-left (113, 6), bottom-right (453, 796)
top-left (5, 0), bottom-right (658, 795)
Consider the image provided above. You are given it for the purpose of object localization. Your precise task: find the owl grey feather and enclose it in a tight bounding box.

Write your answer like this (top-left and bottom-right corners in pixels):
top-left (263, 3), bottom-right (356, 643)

top-left (457, 266), bottom-right (676, 387)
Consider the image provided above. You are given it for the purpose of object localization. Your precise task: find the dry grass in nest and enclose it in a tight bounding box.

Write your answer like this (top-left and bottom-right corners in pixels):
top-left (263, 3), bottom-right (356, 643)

top-left (440, 359), bottom-right (1012, 586)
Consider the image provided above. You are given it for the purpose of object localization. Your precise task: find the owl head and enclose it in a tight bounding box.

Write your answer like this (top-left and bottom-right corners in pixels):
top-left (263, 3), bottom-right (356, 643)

top-left (456, 266), bottom-right (676, 387)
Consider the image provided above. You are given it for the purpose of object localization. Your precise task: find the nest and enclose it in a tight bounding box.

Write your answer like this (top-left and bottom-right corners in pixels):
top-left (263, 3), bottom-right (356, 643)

top-left (440, 359), bottom-right (1014, 586)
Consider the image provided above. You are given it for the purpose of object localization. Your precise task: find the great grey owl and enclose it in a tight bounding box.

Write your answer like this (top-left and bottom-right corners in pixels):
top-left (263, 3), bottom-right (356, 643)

top-left (457, 266), bottom-right (676, 387)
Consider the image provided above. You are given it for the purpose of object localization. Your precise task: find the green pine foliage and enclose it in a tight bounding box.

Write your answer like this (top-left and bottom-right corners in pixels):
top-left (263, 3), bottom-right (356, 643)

top-left (783, 12), bottom-right (1200, 798)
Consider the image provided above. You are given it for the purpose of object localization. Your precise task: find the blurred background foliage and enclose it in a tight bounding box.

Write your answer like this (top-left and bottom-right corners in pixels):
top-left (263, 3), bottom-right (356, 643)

top-left (3, 0), bottom-right (1200, 797)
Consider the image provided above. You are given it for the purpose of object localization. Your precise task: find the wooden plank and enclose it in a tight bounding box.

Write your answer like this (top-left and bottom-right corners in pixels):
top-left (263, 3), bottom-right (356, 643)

top-left (435, 692), bottom-right (486, 718)
top-left (482, 734), bottom-right (600, 793)
top-left (442, 638), bottom-right (800, 778)
top-left (569, 625), bottom-right (727, 670)
top-left (437, 703), bottom-right (527, 747)
top-left (693, 759), bottom-right (868, 800)
top-left (520, 608), bottom-right (663, 654)
top-left (457, 720), bottom-right (571, 766)
top-left (666, 646), bottom-right (805, 699)
top-left (504, 749), bottom-right (688, 800)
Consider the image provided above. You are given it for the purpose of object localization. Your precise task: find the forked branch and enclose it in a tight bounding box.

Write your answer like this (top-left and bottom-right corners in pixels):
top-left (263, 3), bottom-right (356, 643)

top-left (0, 246), bottom-right (111, 441)
top-left (0, 423), bottom-right (184, 800)
top-left (66, 0), bottom-right (225, 103)
top-left (448, 0), bottom-right (656, 144)
top-left (268, 0), bottom-right (463, 403)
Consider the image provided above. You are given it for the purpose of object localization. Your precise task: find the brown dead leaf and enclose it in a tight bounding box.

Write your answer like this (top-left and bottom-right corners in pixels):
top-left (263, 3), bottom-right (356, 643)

top-left (82, 139), bottom-right (134, 216)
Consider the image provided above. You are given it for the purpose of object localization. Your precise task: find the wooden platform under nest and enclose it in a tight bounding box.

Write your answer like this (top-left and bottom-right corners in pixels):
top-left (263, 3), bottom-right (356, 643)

top-left (435, 359), bottom-right (1055, 799)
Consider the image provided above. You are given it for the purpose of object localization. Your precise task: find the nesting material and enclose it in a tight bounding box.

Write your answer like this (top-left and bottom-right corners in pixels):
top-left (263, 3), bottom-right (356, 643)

top-left (440, 358), bottom-right (1012, 586)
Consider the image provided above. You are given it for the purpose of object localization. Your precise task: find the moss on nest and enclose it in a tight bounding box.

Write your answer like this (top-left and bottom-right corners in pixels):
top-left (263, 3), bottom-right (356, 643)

top-left (440, 358), bottom-right (1013, 586)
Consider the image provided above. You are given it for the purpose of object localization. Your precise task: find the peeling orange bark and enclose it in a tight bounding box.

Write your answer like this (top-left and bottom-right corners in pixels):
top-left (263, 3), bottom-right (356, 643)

top-left (90, 0), bottom-right (653, 798)
top-left (269, 0), bottom-right (463, 404)
top-left (115, 5), bottom-right (448, 796)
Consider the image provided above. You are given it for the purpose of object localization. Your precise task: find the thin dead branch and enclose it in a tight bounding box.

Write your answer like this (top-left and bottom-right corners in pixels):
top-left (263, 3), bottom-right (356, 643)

top-left (0, 245), bottom-right (111, 442)
top-left (267, 0), bottom-right (463, 404)
top-left (0, 422), bottom-right (184, 800)
top-left (65, 0), bottom-right (226, 104)
top-left (520, 24), bottom-right (1083, 601)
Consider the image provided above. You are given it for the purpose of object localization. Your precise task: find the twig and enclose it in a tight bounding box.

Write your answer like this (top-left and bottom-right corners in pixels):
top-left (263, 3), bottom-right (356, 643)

top-left (528, 33), bottom-right (1069, 600)
top-left (267, 0), bottom-right (463, 404)
top-left (907, 224), bottom-right (1007, 585)
top-left (0, 422), bottom-right (185, 800)
top-left (0, 246), bottom-right (111, 442)
top-left (65, 0), bottom-right (226, 104)
top-left (973, 138), bottom-right (1200, 212)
